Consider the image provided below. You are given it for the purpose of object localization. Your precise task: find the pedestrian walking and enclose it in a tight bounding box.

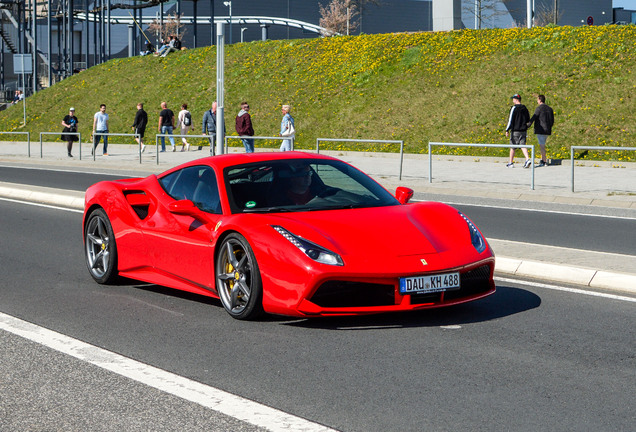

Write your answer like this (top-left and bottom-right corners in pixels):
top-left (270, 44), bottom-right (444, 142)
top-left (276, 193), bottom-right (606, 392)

top-left (132, 103), bottom-right (148, 153)
top-left (158, 102), bottom-right (176, 152)
top-left (528, 94), bottom-right (554, 167)
top-left (235, 101), bottom-right (254, 153)
top-left (61, 107), bottom-right (78, 158)
top-left (177, 103), bottom-right (194, 152)
top-left (92, 104), bottom-right (109, 156)
top-left (279, 104), bottom-right (295, 152)
top-left (202, 101), bottom-right (225, 155)
top-left (505, 94), bottom-right (531, 168)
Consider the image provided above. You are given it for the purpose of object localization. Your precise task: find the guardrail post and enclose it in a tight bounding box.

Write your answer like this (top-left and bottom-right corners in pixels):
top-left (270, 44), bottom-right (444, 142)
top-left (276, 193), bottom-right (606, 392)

top-left (531, 145), bottom-right (535, 190)
top-left (571, 147), bottom-right (575, 192)
top-left (428, 142), bottom-right (432, 183)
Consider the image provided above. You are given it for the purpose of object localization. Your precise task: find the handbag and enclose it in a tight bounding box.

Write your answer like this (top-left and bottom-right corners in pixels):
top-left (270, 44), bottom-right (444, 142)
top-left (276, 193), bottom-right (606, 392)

top-left (281, 123), bottom-right (295, 137)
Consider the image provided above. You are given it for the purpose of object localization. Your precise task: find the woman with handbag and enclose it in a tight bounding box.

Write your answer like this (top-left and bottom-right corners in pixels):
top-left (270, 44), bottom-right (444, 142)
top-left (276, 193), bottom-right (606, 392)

top-left (279, 104), bottom-right (295, 152)
top-left (61, 107), bottom-right (79, 158)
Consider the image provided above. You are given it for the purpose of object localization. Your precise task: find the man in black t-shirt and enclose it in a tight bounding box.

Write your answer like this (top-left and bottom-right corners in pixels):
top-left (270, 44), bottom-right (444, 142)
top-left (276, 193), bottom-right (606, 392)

top-left (158, 101), bottom-right (176, 152)
top-left (505, 94), bottom-right (531, 168)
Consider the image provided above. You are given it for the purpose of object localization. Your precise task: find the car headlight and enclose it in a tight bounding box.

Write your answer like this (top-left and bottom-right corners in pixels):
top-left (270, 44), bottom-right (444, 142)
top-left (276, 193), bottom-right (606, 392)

top-left (272, 225), bottom-right (344, 266)
top-left (458, 212), bottom-right (487, 254)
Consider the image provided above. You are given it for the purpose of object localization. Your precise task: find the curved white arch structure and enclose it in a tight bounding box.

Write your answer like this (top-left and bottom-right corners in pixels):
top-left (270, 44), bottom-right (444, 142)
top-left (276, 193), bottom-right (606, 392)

top-left (75, 14), bottom-right (328, 35)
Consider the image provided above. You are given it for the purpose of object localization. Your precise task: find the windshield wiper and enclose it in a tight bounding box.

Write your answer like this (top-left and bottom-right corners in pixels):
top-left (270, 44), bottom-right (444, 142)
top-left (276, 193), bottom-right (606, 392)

top-left (242, 206), bottom-right (294, 213)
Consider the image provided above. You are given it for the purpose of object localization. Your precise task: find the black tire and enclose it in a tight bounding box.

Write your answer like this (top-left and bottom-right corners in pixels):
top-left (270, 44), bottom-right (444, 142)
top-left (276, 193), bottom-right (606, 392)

top-left (84, 208), bottom-right (119, 284)
top-left (215, 233), bottom-right (264, 320)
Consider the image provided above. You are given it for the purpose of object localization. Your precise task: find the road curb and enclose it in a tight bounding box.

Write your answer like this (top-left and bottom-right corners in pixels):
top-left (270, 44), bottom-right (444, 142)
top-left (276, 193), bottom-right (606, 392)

top-left (0, 182), bottom-right (85, 209)
top-left (495, 257), bottom-right (636, 294)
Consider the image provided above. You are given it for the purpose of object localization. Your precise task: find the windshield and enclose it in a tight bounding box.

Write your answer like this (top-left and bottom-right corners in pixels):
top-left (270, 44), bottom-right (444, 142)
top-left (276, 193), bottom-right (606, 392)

top-left (224, 159), bottom-right (399, 214)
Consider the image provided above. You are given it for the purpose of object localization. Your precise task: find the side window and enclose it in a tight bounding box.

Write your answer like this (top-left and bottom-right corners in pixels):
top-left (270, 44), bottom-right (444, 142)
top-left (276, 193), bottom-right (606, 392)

top-left (159, 166), bottom-right (221, 214)
top-left (192, 167), bottom-right (222, 214)
top-left (159, 167), bottom-right (200, 201)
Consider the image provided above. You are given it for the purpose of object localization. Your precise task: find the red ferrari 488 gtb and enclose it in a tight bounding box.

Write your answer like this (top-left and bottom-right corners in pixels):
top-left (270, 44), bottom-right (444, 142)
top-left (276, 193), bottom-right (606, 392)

top-left (84, 152), bottom-right (495, 319)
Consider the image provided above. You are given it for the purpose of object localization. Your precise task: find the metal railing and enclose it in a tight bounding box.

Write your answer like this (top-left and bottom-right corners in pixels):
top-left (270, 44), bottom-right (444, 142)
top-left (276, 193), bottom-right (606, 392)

top-left (91, 132), bottom-right (140, 161)
top-left (155, 133), bottom-right (212, 165)
top-left (570, 145), bottom-right (636, 192)
top-left (40, 131), bottom-right (82, 159)
top-left (224, 135), bottom-right (295, 154)
top-left (316, 138), bottom-right (405, 180)
top-left (0, 131), bottom-right (30, 156)
top-left (429, 142), bottom-right (536, 190)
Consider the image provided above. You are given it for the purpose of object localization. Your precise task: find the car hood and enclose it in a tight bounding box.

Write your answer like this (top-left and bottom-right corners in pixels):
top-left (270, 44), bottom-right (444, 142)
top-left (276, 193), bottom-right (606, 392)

top-left (261, 203), bottom-right (467, 258)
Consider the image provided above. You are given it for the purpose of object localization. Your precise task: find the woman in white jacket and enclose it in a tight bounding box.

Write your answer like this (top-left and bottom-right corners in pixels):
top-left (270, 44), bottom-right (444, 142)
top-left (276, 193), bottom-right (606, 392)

top-left (177, 103), bottom-right (194, 151)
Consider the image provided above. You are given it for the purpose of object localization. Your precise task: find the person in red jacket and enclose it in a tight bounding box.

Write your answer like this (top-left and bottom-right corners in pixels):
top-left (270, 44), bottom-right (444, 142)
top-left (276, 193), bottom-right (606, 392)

top-left (235, 101), bottom-right (255, 153)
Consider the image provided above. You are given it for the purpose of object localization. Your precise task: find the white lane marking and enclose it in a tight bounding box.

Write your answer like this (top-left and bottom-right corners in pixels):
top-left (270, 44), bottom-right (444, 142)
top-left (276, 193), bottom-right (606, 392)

top-left (491, 238), bottom-right (636, 259)
top-left (413, 199), bottom-right (636, 221)
top-left (0, 197), bottom-right (83, 213)
top-left (495, 277), bottom-right (636, 303)
top-left (0, 163), bottom-right (134, 177)
top-left (0, 311), bottom-right (338, 432)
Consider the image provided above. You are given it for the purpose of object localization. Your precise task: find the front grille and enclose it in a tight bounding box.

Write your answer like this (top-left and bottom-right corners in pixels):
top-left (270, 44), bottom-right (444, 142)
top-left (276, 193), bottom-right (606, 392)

top-left (310, 281), bottom-right (395, 308)
top-left (444, 265), bottom-right (492, 301)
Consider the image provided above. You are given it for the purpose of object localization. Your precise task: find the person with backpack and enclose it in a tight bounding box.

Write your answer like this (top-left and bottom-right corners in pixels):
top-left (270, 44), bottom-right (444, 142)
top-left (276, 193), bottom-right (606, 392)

top-left (177, 103), bottom-right (194, 151)
top-left (202, 101), bottom-right (225, 155)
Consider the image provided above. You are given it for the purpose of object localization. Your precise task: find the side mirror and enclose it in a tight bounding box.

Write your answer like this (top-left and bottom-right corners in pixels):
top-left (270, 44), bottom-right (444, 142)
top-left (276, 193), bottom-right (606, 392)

top-left (395, 187), bottom-right (414, 204)
top-left (168, 199), bottom-right (199, 216)
top-left (168, 199), bottom-right (215, 224)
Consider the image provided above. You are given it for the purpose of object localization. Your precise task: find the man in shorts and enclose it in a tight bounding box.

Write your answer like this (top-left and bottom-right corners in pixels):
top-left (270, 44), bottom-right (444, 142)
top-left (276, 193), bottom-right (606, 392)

top-left (505, 94), bottom-right (531, 168)
top-left (528, 94), bottom-right (554, 167)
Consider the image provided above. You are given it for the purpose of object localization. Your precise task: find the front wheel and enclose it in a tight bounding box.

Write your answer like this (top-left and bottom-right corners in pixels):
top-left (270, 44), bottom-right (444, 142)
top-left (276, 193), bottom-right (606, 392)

top-left (84, 208), bottom-right (118, 284)
top-left (215, 233), bottom-right (263, 320)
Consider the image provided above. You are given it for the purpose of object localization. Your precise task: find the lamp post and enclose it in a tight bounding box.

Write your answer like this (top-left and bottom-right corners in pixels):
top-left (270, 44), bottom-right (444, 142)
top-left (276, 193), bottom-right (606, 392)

top-left (223, 1), bottom-right (232, 44)
top-left (240, 27), bottom-right (247, 43)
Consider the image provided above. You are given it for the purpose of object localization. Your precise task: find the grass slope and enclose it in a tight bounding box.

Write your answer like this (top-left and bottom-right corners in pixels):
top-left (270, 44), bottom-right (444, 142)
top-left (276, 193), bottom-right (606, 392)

top-left (1, 25), bottom-right (634, 161)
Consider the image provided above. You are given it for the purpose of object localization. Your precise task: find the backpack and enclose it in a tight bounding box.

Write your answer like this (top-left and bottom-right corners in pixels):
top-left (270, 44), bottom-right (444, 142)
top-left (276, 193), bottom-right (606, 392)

top-left (183, 111), bottom-right (192, 126)
top-left (174, 38), bottom-right (182, 50)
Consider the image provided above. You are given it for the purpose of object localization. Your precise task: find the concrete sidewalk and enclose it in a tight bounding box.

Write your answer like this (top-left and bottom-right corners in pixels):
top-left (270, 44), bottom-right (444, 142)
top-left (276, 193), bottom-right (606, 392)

top-left (1, 140), bottom-right (635, 292)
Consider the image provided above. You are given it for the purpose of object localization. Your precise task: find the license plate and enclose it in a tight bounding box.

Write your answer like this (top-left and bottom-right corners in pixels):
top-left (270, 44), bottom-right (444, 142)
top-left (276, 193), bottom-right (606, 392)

top-left (399, 272), bottom-right (460, 294)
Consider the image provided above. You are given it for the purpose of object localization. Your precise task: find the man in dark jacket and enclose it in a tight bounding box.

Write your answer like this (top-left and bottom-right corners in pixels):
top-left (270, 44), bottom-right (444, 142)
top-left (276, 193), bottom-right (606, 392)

top-left (528, 94), bottom-right (554, 167)
top-left (132, 103), bottom-right (148, 152)
top-left (235, 101), bottom-right (255, 153)
top-left (202, 101), bottom-right (226, 154)
top-left (505, 94), bottom-right (531, 168)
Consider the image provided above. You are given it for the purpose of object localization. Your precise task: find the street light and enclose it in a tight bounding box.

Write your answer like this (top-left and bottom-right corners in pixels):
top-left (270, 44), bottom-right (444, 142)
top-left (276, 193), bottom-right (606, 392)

top-left (240, 27), bottom-right (247, 43)
top-left (223, 1), bottom-right (232, 44)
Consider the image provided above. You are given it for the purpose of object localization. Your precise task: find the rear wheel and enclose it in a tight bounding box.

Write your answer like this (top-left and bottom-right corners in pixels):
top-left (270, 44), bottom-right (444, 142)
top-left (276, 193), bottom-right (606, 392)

top-left (84, 208), bottom-right (118, 284)
top-left (215, 233), bottom-right (263, 320)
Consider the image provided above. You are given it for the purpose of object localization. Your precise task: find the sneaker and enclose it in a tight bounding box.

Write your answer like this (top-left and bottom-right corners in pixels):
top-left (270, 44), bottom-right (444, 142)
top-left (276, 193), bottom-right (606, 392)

top-left (506, 162), bottom-right (514, 168)
top-left (160, 149), bottom-right (166, 153)
top-left (172, 146), bottom-right (176, 152)
top-left (67, 153), bottom-right (73, 158)
top-left (103, 153), bottom-right (109, 156)
top-left (523, 159), bottom-right (531, 168)
top-left (536, 160), bottom-right (546, 167)
top-left (141, 144), bottom-right (146, 153)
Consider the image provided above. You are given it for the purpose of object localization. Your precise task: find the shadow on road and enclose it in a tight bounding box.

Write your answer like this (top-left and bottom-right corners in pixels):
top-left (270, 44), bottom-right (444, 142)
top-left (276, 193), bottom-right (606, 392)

top-left (284, 285), bottom-right (541, 330)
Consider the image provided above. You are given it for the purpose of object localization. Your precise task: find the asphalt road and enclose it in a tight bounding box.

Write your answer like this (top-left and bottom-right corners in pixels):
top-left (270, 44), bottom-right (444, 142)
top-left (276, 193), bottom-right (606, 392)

top-left (1, 200), bottom-right (635, 431)
top-left (1, 165), bottom-right (635, 255)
